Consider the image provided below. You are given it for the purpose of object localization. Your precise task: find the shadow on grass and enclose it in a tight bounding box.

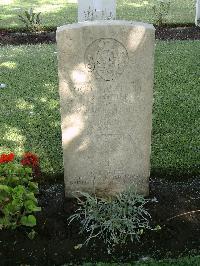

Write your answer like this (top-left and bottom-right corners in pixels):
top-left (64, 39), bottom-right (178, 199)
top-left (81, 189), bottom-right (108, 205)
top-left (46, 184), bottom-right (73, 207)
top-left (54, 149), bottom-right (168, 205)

top-left (0, 45), bottom-right (63, 177)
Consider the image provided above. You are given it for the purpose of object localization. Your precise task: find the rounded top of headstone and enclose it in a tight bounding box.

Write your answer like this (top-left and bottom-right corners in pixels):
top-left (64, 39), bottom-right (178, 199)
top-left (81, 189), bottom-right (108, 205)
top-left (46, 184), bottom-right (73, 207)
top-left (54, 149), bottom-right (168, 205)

top-left (56, 20), bottom-right (155, 33)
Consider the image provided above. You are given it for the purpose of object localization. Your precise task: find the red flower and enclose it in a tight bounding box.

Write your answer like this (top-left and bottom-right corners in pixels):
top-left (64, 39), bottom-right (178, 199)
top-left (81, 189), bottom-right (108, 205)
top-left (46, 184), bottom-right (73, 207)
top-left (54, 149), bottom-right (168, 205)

top-left (0, 153), bottom-right (15, 164)
top-left (20, 152), bottom-right (39, 167)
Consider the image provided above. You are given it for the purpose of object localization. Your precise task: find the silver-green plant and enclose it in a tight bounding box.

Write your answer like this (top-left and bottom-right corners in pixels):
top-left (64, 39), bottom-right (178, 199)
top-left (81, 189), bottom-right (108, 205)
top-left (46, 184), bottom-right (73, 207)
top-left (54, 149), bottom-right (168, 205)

top-left (18, 8), bottom-right (42, 32)
top-left (153, 0), bottom-right (171, 26)
top-left (68, 187), bottom-right (159, 253)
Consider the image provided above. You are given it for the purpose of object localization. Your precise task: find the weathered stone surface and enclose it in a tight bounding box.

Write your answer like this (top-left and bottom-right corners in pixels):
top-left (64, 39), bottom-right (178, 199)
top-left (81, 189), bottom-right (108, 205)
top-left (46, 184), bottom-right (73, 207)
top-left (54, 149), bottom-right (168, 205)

top-left (78, 0), bottom-right (116, 22)
top-left (56, 21), bottom-right (155, 197)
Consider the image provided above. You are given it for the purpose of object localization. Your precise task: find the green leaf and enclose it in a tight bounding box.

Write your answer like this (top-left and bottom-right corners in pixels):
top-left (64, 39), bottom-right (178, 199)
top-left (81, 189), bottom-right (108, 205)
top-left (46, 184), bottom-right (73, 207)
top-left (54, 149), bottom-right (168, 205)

top-left (27, 229), bottom-right (37, 240)
top-left (28, 182), bottom-right (39, 192)
top-left (13, 185), bottom-right (26, 197)
top-left (25, 10), bottom-right (31, 21)
top-left (36, 13), bottom-right (41, 24)
top-left (0, 185), bottom-right (10, 193)
top-left (24, 167), bottom-right (32, 174)
top-left (20, 215), bottom-right (36, 227)
top-left (6, 200), bottom-right (22, 213)
top-left (34, 206), bottom-right (41, 212)
top-left (26, 192), bottom-right (37, 202)
top-left (24, 200), bottom-right (41, 212)
top-left (0, 216), bottom-right (18, 229)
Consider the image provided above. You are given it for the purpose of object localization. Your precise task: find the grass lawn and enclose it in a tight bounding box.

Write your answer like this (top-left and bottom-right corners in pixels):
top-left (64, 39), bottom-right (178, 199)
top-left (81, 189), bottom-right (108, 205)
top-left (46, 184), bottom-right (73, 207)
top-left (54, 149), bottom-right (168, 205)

top-left (0, 0), bottom-right (196, 30)
top-left (0, 40), bottom-right (199, 178)
top-left (152, 40), bottom-right (200, 177)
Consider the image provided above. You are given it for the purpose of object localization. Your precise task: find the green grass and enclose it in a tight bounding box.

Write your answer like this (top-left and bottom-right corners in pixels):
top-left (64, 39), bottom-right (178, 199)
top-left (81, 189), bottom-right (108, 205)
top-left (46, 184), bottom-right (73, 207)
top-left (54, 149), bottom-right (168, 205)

top-left (0, 41), bottom-right (199, 177)
top-left (0, 44), bottom-right (62, 175)
top-left (152, 40), bottom-right (200, 177)
top-left (0, 0), bottom-right (196, 30)
top-left (80, 255), bottom-right (200, 265)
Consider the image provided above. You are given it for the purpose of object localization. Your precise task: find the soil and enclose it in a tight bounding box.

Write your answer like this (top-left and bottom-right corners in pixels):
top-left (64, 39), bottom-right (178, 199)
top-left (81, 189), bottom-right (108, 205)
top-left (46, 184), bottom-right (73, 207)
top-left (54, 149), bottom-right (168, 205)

top-left (0, 25), bottom-right (200, 266)
top-left (1, 25), bottom-right (200, 45)
top-left (155, 25), bottom-right (200, 40)
top-left (0, 177), bottom-right (200, 266)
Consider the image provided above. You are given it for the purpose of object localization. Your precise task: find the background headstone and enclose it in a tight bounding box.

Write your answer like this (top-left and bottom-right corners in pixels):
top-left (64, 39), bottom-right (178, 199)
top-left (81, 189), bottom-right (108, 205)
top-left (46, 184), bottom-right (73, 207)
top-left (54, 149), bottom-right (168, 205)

top-left (78, 0), bottom-right (116, 22)
top-left (196, 0), bottom-right (200, 26)
top-left (56, 21), bottom-right (155, 197)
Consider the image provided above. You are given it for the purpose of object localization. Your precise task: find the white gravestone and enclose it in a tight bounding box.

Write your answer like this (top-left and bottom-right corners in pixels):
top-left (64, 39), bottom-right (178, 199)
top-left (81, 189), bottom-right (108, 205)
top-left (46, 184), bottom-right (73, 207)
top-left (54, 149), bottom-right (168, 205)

top-left (56, 21), bottom-right (155, 197)
top-left (196, 0), bottom-right (200, 26)
top-left (78, 0), bottom-right (116, 22)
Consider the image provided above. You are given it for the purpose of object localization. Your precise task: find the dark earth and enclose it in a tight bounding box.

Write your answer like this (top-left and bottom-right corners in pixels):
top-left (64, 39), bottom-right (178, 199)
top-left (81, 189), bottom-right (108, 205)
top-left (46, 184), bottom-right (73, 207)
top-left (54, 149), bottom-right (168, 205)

top-left (1, 25), bottom-right (200, 45)
top-left (0, 177), bottom-right (200, 266)
top-left (0, 25), bottom-right (200, 266)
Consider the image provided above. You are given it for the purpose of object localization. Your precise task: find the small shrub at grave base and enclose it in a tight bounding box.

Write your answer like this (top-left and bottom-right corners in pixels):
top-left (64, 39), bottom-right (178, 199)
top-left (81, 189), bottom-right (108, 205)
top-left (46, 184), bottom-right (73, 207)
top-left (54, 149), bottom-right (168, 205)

top-left (0, 152), bottom-right (41, 231)
top-left (68, 187), bottom-right (160, 253)
top-left (153, 0), bottom-right (171, 26)
top-left (18, 8), bottom-right (43, 32)
top-left (80, 255), bottom-right (200, 266)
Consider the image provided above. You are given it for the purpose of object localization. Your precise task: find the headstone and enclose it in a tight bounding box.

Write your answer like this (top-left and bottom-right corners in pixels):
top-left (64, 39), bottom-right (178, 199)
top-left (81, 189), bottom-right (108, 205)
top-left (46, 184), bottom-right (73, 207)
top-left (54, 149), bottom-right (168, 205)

top-left (56, 21), bottom-right (155, 197)
top-left (195, 0), bottom-right (200, 26)
top-left (78, 0), bottom-right (116, 22)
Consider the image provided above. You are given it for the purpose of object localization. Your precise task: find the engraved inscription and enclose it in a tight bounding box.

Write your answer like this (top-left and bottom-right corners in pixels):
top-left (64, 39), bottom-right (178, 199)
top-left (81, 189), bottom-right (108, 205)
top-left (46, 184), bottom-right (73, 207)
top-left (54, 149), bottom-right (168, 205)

top-left (68, 174), bottom-right (135, 186)
top-left (87, 133), bottom-right (143, 167)
top-left (69, 177), bottom-right (89, 185)
top-left (84, 38), bottom-right (129, 81)
top-left (73, 83), bottom-right (93, 95)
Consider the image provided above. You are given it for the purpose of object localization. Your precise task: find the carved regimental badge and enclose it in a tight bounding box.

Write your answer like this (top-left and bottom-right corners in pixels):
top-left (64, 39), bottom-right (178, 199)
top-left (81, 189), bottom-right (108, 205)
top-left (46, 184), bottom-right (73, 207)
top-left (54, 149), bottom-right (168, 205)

top-left (84, 38), bottom-right (129, 81)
